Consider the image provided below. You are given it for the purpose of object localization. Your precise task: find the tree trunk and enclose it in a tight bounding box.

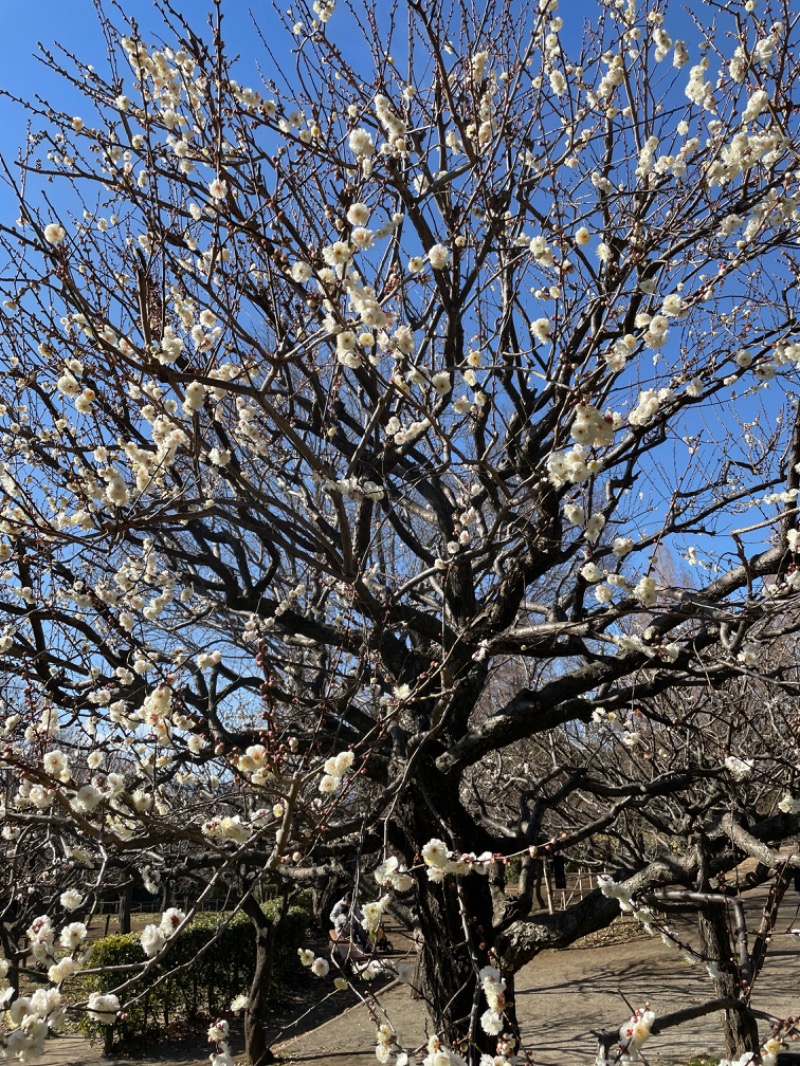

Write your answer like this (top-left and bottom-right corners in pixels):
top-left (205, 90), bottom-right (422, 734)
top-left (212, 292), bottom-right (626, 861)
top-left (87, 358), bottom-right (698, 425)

top-left (118, 882), bottom-right (132, 935)
top-left (392, 759), bottom-right (522, 1062)
top-left (697, 902), bottom-right (759, 1058)
top-left (311, 874), bottom-right (341, 933)
top-left (241, 895), bottom-right (278, 1066)
top-left (415, 872), bottom-right (505, 1061)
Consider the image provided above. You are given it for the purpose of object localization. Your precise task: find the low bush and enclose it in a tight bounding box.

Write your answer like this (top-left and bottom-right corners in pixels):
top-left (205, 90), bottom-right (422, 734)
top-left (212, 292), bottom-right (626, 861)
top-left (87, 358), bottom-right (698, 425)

top-left (78, 899), bottom-right (309, 1046)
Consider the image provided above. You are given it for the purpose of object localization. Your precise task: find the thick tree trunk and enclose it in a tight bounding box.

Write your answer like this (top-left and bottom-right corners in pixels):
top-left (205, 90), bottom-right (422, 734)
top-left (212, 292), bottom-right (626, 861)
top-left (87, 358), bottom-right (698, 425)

top-left (698, 902), bottom-right (759, 1058)
top-left (416, 871), bottom-right (508, 1061)
top-left (387, 741), bottom-right (532, 1063)
top-left (241, 895), bottom-right (278, 1066)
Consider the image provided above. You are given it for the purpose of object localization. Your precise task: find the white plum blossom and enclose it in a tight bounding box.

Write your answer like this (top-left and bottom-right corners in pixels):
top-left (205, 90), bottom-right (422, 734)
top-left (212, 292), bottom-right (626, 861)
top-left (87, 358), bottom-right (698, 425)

top-left (564, 502), bottom-right (585, 527)
top-left (581, 562), bottom-right (603, 583)
top-left (585, 513), bottom-right (605, 542)
top-left (183, 381), bottom-right (205, 414)
top-left (71, 784), bottom-right (103, 812)
top-left (725, 755), bottom-right (754, 781)
top-left (44, 750), bottom-right (71, 780)
top-left (328, 750), bottom-right (355, 776)
top-left (618, 1007), bottom-right (656, 1060)
top-left (58, 922), bottom-right (88, 950)
top-left (349, 127), bottom-right (375, 156)
top-left (530, 317), bottom-right (552, 344)
top-left (633, 575), bottom-right (658, 607)
top-left (87, 992), bottom-right (120, 1024)
top-left (660, 293), bottom-right (686, 318)
top-left (549, 69), bottom-right (567, 95)
top-left (374, 855), bottom-right (414, 892)
top-left (427, 244), bottom-right (450, 270)
top-left (59, 889), bottom-right (83, 911)
top-left (421, 838), bottom-right (450, 867)
top-left (351, 226), bottom-right (374, 251)
top-left (346, 202), bottom-right (370, 226)
top-left (629, 388), bottom-right (672, 426)
top-left (570, 405), bottom-right (618, 447)
top-left (44, 223), bottom-right (67, 245)
top-left (323, 240), bottom-right (351, 267)
top-left (291, 261), bottom-right (313, 282)
top-left (742, 89), bottom-right (770, 124)
top-left (612, 537), bottom-right (634, 557)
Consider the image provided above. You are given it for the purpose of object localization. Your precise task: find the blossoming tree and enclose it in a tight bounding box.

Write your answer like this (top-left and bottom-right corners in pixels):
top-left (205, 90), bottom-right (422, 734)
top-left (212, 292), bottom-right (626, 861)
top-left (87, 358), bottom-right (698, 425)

top-left (2, 0), bottom-right (800, 1061)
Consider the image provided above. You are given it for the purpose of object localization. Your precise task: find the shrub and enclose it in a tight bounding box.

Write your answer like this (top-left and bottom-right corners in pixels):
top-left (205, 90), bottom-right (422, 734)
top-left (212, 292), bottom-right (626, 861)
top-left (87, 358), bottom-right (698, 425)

top-left (78, 899), bottom-right (308, 1046)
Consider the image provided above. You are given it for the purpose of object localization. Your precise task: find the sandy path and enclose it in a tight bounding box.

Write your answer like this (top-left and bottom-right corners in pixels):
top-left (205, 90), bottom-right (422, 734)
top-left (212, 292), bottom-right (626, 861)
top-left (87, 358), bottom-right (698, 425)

top-left (277, 904), bottom-right (800, 1066)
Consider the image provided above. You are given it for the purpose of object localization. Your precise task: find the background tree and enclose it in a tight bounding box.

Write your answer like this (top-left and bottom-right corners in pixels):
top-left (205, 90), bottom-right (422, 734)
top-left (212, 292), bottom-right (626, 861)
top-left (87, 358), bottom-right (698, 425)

top-left (2, 0), bottom-right (800, 1062)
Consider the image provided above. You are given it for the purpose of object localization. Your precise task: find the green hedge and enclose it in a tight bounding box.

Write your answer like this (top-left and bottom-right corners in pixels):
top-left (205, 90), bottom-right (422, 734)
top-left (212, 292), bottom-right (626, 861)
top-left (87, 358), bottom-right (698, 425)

top-left (79, 900), bottom-right (309, 1046)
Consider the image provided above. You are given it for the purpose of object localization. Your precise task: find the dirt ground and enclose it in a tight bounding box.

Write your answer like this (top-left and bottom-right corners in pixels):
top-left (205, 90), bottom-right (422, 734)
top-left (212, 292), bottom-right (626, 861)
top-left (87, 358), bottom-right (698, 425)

top-left (38, 889), bottom-right (800, 1066)
top-left (275, 922), bottom-right (800, 1066)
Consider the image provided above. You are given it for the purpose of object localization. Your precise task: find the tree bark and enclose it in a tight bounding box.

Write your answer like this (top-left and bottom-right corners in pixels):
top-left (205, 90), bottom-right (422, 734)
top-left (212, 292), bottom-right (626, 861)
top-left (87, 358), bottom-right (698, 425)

top-left (118, 882), bottom-right (132, 935)
top-left (416, 870), bottom-right (503, 1062)
top-left (698, 902), bottom-right (759, 1058)
top-left (241, 895), bottom-right (278, 1066)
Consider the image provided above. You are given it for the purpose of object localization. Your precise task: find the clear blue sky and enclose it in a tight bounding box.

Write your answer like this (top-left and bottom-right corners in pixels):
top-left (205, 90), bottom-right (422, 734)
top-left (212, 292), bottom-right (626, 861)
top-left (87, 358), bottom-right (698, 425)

top-left (0, 1), bottom-right (262, 134)
top-left (0, 1), bottom-right (278, 221)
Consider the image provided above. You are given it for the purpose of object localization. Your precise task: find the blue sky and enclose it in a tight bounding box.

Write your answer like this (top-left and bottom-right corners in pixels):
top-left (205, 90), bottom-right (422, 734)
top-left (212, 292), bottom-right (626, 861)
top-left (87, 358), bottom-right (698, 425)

top-left (0, 1), bottom-right (270, 221)
top-left (0, 1), bottom-right (308, 146)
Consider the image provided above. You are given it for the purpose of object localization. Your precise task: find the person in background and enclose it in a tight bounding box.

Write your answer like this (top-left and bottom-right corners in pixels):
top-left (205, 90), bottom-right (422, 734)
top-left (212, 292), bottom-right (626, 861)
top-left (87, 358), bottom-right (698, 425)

top-left (330, 892), bottom-right (368, 949)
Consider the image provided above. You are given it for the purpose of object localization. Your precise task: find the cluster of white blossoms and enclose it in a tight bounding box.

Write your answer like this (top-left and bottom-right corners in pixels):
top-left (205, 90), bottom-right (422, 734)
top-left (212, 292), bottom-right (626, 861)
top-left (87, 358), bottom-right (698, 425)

top-left (640, 313), bottom-right (670, 350)
top-left (140, 907), bottom-right (186, 958)
top-left (724, 755), bottom-right (754, 781)
top-left (596, 875), bottom-right (658, 935)
top-left (628, 388), bottom-right (673, 427)
top-left (597, 874), bottom-right (635, 911)
top-left (706, 127), bottom-right (785, 189)
top-left (298, 947), bottom-right (330, 977)
top-left (374, 94), bottom-right (407, 151)
top-left (606, 1006), bottom-right (656, 1064)
top-left (201, 814), bottom-right (253, 844)
top-left (375, 1023), bottom-right (406, 1065)
top-left (778, 793), bottom-right (800, 814)
top-left (318, 750), bottom-right (355, 795)
top-left (208, 1017), bottom-right (234, 1066)
top-left (422, 1036), bottom-right (468, 1066)
top-left (546, 444), bottom-right (602, 488)
top-left (362, 895), bottom-right (392, 940)
top-left (421, 1031), bottom-right (517, 1066)
top-left (570, 405), bottom-right (619, 448)
top-left (235, 744), bottom-right (274, 786)
top-left (0, 908), bottom-right (117, 1059)
top-left (420, 839), bottom-right (494, 882)
top-left (633, 575), bottom-right (658, 607)
top-left (374, 855), bottom-right (414, 893)
top-left (1, 986), bottom-right (65, 1061)
top-left (87, 992), bottom-right (121, 1024)
top-left (685, 57), bottom-right (714, 111)
top-left (479, 964), bottom-right (507, 1036)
